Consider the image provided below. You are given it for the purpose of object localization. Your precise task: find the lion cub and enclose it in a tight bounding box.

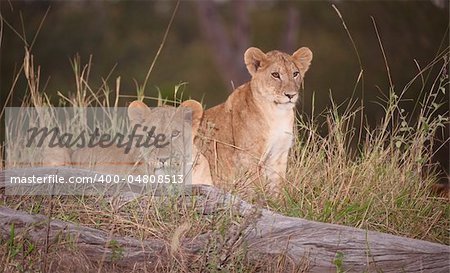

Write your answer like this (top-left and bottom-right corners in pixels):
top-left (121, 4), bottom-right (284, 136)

top-left (199, 47), bottom-right (312, 191)
top-left (43, 100), bottom-right (213, 186)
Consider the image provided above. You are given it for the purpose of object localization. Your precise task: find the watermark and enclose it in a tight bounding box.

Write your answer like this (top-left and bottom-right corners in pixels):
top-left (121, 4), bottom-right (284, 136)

top-left (4, 107), bottom-right (193, 195)
top-left (26, 124), bottom-right (171, 153)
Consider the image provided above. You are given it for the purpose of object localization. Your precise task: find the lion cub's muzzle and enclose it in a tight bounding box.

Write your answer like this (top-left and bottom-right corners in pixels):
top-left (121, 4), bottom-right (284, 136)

top-left (281, 91), bottom-right (298, 104)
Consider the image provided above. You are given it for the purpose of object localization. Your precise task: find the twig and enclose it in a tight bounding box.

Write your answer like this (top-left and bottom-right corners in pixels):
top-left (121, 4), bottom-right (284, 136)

top-left (371, 16), bottom-right (393, 89)
top-left (140, 0), bottom-right (180, 96)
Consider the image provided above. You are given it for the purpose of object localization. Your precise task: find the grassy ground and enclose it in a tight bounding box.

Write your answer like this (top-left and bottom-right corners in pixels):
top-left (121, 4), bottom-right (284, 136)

top-left (0, 16), bottom-right (448, 273)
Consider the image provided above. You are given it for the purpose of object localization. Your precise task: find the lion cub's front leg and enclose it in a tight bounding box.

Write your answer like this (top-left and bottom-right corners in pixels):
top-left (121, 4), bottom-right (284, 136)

top-left (258, 149), bottom-right (290, 192)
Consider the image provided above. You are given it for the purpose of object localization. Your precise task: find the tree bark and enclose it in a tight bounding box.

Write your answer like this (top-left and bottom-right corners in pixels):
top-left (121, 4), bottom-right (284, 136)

top-left (194, 1), bottom-right (249, 91)
top-left (1, 167), bottom-right (449, 272)
top-left (281, 7), bottom-right (300, 53)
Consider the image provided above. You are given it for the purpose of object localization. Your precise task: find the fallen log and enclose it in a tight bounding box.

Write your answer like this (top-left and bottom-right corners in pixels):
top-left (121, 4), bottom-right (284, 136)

top-left (0, 167), bottom-right (449, 272)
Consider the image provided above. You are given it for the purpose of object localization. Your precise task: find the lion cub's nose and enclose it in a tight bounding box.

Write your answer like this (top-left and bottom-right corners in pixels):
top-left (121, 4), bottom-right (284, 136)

top-left (159, 157), bottom-right (169, 165)
top-left (284, 92), bottom-right (296, 100)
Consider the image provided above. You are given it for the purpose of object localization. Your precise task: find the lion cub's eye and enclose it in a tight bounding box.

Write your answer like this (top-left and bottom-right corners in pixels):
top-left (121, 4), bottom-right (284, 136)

top-left (271, 72), bottom-right (280, 79)
top-left (171, 129), bottom-right (180, 138)
top-left (293, 71), bottom-right (299, 78)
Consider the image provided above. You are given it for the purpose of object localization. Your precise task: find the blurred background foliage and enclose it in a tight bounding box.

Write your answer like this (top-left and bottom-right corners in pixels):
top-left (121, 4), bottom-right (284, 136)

top-left (0, 0), bottom-right (448, 173)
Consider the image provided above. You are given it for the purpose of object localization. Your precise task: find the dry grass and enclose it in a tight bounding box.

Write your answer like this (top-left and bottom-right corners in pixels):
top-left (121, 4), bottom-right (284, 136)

top-left (269, 49), bottom-right (449, 246)
top-left (0, 11), bottom-right (449, 272)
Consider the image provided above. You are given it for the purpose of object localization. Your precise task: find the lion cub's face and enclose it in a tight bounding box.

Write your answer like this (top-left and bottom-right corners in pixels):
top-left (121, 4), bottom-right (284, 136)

top-left (244, 47), bottom-right (313, 108)
top-left (128, 100), bottom-right (203, 174)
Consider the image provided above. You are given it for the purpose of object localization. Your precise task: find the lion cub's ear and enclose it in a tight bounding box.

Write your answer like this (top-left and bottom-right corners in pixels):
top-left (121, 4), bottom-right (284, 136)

top-left (128, 100), bottom-right (151, 124)
top-left (292, 47), bottom-right (313, 76)
top-left (244, 47), bottom-right (267, 76)
top-left (180, 100), bottom-right (204, 136)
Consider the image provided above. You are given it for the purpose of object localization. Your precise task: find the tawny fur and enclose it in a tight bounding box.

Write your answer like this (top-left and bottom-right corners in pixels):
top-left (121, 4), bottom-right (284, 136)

top-left (198, 47), bottom-right (313, 190)
top-left (44, 100), bottom-right (213, 186)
